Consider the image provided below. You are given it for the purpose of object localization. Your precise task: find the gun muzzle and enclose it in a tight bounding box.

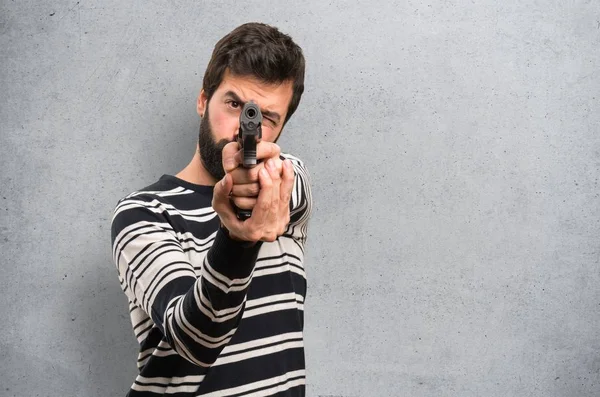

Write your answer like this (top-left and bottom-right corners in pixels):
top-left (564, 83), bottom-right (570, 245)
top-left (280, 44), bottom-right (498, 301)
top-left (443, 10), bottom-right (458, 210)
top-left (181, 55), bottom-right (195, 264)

top-left (239, 101), bottom-right (262, 168)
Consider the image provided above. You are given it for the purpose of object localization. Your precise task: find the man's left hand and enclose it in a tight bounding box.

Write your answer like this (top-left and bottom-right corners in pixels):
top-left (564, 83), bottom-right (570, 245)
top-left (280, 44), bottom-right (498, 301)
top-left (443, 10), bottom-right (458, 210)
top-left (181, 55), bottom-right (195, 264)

top-left (221, 141), bottom-right (295, 236)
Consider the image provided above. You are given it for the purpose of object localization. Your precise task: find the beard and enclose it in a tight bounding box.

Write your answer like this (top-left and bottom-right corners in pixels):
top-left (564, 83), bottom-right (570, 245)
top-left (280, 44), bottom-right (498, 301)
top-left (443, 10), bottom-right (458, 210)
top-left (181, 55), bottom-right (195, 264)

top-left (198, 104), bottom-right (284, 182)
top-left (198, 106), bottom-right (233, 182)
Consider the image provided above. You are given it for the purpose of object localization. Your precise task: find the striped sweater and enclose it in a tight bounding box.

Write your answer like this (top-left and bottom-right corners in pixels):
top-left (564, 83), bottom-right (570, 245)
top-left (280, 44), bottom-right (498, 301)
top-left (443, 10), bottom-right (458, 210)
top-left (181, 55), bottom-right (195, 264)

top-left (110, 153), bottom-right (312, 396)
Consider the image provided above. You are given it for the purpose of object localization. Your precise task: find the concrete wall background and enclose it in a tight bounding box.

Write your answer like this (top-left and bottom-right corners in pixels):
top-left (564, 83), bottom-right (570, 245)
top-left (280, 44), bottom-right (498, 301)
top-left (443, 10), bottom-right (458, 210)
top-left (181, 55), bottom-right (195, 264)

top-left (1, 1), bottom-right (599, 396)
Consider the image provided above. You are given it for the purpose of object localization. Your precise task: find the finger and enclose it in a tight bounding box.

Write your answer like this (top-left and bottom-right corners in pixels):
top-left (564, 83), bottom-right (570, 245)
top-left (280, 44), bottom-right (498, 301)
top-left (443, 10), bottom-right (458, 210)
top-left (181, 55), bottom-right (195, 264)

top-left (255, 142), bottom-right (281, 161)
top-left (228, 154), bottom-right (283, 187)
top-left (222, 142), bottom-right (241, 173)
top-left (277, 159), bottom-right (294, 234)
top-left (249, 168), bottom-right (273, 229)
top-left (272, 157), bottom-right (284, 176)
top-left (211, 174), bottom-right (238, 225)
top-left (233, 150), bottom-right (242, 166)
top-left (261, 159), bottom-right (280, 243)
top-left (232, 155), bottom-right (283, 177)
top-left (231, 182), bottom-right (260, 197)
top-left (280, 159), bottom-right (295, 204)
top-left (230, 196), bottom-right (257, 210)
top-left (265, 159), bottom-right (280, 210)
top-left (231, 142), bottom-right (279, 170)
top-left (229, 163), bottom-right (265, 185)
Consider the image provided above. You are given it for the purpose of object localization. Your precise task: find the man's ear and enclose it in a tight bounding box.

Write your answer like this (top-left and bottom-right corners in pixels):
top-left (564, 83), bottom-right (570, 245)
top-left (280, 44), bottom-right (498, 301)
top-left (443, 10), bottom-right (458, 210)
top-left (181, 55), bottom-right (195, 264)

top-left (197, 89), bottom-right (208, 117)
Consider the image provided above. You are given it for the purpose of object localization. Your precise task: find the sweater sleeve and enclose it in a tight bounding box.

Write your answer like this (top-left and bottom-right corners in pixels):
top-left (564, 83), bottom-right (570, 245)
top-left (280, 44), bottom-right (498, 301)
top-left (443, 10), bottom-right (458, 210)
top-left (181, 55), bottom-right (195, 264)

top-left (110, 196), bottom-right (262, 368)
top-left (281, 154), bottom-right (313, 248)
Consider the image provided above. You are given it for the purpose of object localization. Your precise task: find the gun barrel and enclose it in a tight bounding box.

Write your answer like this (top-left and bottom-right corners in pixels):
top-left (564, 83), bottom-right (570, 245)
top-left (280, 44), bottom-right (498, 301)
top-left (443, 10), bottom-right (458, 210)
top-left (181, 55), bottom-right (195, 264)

top-left (239, 101), bottom-right (263, 168)
top-left (235, 101), bottom-right (263, 220)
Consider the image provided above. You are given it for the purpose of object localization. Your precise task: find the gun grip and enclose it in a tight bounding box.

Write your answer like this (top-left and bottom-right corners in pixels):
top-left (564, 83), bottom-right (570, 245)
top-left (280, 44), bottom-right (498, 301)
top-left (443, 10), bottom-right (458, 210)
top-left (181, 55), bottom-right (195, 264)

top-left (236, 144), bottom-right (257, 220)
top-left (236, 208), bottom-right (252, 221)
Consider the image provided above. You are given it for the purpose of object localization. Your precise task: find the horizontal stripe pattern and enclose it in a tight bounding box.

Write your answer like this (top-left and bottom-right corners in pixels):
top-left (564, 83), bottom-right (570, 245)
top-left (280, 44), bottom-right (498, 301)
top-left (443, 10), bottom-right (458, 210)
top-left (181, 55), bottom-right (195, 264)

top-left (200, 370), bottom-right (305, 397)
top-left (111, 153), bottom-right (312, 396)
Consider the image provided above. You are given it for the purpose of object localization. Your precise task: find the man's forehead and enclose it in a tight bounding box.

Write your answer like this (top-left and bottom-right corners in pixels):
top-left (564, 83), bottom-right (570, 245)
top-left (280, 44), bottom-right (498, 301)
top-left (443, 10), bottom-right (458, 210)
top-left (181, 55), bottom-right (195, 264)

top-left (218, 71), bottom-right (293, 110)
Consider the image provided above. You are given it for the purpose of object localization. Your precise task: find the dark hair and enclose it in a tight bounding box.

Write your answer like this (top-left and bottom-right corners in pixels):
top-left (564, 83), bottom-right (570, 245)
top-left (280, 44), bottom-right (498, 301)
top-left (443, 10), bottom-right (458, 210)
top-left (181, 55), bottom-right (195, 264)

top-left (202, 22), bottom-right (305, 125)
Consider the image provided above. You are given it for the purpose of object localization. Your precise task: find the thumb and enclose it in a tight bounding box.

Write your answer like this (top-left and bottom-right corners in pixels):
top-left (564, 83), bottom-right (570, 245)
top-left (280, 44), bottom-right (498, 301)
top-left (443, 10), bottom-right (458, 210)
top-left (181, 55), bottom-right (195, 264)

top-left (215, 173), bottom-right (232, 198)
top-left (222, 142), bottom-right (241, 173)
top-left (212, 173), bottom-right (239, 229)
top-left (212, 173), bottom-right (233, 212)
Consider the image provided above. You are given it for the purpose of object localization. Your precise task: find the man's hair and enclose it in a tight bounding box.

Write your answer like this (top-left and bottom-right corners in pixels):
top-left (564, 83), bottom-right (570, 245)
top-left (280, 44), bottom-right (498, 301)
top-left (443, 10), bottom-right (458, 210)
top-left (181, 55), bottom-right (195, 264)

top-left (202, 22), bottom-right (305, 125)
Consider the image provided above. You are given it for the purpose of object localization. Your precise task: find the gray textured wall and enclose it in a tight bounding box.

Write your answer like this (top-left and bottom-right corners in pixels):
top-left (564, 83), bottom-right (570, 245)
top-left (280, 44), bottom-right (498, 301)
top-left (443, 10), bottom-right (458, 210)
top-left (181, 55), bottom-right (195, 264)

top-left (1, 1), bottom-right (599, 396)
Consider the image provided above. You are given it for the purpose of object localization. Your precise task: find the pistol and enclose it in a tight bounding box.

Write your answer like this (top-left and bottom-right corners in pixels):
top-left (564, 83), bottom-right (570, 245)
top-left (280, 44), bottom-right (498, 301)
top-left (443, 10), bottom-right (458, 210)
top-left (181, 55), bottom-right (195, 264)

top-left (235, 101), bottom-right (262, 220)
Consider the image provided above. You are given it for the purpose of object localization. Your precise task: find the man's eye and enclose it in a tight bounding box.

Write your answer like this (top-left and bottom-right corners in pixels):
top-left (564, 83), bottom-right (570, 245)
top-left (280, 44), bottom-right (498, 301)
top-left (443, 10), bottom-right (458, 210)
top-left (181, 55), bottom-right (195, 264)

top-left (228, 100), bottom-right (240, 109)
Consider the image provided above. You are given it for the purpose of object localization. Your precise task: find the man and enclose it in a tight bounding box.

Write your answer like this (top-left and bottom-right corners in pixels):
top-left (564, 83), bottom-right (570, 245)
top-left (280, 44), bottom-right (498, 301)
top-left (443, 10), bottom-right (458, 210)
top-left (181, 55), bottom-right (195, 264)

top-left (110, 22), bottom-right (312, 396)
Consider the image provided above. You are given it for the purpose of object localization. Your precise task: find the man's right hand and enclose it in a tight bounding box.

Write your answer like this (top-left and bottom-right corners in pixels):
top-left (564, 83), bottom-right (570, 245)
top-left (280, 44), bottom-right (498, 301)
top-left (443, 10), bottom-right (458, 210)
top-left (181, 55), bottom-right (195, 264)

top-left (211, 143), bottom-right (295, 243)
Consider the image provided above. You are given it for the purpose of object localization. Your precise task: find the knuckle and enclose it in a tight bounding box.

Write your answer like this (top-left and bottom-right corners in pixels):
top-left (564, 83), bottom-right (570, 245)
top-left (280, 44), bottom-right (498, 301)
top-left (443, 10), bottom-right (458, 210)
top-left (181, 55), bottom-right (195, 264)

top-left (275, 158), bottom-right (283, 170)
top-left (251, 167), bottom-right (261, 181)
top-left (229, 169), bottom-right (240, 183)
top-left (261, 175), bottom-right (273, 188)
top-left (271, 168), bottom-right (281, 181)
top-left (277, 225), bottom-right (286, 235)
top-left (212, 195), bottom-right (223, 209)
top-left (249, 231), bottom-right (261, 242)
top-left (286, 169), bottom-right (295, 182)
top-left (260, 200), bottom-right (270, 212)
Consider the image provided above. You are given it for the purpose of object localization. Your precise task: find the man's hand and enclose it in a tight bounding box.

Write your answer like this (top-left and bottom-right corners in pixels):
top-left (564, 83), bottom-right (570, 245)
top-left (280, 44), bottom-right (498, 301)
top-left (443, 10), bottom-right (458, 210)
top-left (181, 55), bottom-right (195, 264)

top-left (224, 141), bottom-right (283, 210)
top-left (211, 142), bottom-right (295, 242)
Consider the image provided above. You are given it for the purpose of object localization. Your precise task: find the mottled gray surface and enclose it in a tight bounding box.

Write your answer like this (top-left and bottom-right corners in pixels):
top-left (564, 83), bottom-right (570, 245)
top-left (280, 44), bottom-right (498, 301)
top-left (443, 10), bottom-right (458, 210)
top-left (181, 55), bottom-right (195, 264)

top-left (1, 1), bottom-right (599, 396)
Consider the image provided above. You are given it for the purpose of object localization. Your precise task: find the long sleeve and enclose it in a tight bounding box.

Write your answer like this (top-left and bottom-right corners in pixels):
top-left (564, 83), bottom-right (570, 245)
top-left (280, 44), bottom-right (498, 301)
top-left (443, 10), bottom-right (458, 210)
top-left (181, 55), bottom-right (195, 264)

top-left (110, 198), bottom-right (262, 369)
top-left (282, 153), bottom-right (313, 248)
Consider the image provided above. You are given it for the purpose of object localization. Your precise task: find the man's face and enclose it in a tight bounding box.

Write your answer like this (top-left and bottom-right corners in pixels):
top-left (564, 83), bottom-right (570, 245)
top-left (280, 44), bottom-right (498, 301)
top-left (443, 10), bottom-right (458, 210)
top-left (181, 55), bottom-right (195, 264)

top-left (197, 70), bottom-right (294, 181)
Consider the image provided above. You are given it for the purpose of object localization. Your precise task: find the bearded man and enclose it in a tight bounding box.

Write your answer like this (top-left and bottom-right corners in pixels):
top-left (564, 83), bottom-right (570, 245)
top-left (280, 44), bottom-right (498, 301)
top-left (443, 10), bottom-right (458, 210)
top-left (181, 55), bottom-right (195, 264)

top-left (111, 22), bottom-right (312, 397)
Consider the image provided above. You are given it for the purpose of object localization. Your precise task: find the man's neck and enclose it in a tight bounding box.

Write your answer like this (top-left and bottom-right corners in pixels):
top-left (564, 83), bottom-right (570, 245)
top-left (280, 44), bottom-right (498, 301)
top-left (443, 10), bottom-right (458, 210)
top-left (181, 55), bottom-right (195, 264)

top-left (176, 148), bottom-right (218, 186)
